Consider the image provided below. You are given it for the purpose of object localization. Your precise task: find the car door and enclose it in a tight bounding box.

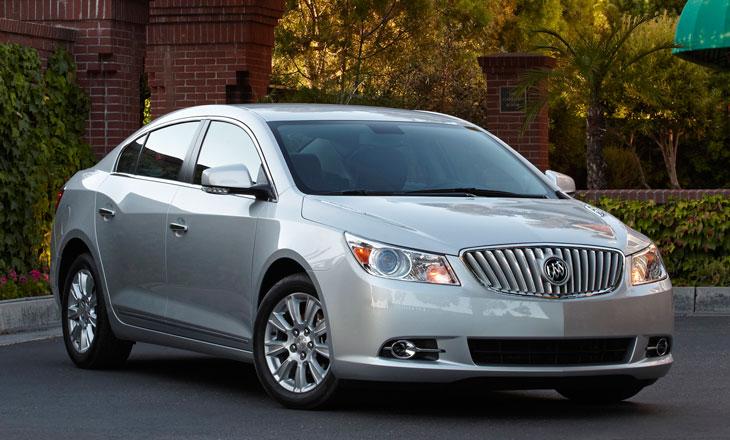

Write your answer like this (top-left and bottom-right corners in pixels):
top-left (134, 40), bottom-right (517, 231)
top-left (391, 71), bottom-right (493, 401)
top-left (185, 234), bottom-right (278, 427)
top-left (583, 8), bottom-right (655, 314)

top-left (164, 120), bottom-right (269, 349)
top-left (95, 121), bottom-right (202, 331)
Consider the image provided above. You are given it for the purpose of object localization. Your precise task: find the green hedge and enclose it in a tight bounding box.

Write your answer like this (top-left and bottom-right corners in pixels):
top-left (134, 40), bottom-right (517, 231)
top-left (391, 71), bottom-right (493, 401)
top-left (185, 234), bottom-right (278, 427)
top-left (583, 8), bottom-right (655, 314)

top-left (585, 196), bottom-right (730, 286)
top-left (0, 44), bottom-right (93, 277)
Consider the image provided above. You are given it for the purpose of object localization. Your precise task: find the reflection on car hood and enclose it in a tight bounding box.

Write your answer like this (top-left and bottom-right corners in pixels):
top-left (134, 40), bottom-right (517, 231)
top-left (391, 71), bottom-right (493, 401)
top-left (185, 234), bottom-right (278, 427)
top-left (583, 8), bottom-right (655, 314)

top-left (302, 196), bottom-right (651, 255)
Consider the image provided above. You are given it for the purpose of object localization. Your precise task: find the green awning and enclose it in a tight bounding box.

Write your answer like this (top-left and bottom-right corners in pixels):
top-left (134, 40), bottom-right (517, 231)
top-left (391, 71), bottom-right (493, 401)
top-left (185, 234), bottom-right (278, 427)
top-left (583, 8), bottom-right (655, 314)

top-left (674, 0), bottom-right (730, 69)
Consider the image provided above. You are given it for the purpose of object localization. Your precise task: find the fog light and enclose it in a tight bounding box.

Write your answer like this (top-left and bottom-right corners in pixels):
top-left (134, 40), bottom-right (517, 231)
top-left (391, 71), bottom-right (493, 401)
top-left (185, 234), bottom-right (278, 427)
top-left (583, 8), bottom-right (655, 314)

top-left (391, 340), bottom-right (417, 359)
top-left (379, 338), bottom-right (443, 361)
top-left (646, 336), bottom-right (671, 357)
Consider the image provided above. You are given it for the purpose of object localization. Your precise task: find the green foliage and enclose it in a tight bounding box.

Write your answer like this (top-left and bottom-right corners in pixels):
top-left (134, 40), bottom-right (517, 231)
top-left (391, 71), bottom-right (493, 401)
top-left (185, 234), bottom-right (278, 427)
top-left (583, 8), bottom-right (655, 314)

top-left (271, 0), bottom-right (493, 124)
top-left (274, 1), bottom-right (728, 190)
top-left (604, 146), bottom-right (646, 188)
top-left (610, 0), bottom-right (686, 16)
top-left (612, 14), bottom-right (718, 189)
top-left (585, 196), bottom-right (730, 286)
top-left (0, 44), bottom-right (92, 274)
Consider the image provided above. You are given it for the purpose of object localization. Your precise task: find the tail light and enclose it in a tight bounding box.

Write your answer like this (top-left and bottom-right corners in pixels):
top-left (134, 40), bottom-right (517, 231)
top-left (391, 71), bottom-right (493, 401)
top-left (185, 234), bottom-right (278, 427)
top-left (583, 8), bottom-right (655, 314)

top-left (55, 189), bottom-right (65, 211)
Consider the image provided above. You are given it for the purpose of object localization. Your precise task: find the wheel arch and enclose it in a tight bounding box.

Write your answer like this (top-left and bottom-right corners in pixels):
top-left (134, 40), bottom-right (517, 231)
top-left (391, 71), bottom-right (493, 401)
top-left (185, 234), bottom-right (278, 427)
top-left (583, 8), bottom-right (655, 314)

top-left (257, 254), bottom-right (313, 306)
top-left (55, 232), bottom-right (98, 303)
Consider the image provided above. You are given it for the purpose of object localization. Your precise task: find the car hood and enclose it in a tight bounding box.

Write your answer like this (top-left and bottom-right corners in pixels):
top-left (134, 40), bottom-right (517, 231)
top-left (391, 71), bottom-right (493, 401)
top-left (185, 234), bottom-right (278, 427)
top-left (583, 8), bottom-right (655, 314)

top-left (301, 196), bottom-right (651, 256)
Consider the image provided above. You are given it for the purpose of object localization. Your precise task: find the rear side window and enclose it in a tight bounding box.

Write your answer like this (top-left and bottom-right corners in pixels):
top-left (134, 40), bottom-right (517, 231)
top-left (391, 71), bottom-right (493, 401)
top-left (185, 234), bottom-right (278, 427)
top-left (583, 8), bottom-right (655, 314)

top-left (116, 135), bottom-right (146, 174)
top-left (137, 122), bottom-right (199, 181)
top-left (193, 121), bottom-right (264, 184)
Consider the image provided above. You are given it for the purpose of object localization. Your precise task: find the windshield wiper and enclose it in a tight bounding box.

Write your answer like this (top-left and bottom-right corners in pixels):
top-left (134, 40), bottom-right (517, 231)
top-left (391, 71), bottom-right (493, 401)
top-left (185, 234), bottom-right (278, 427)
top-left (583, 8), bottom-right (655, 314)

top-left (403, 188), bottom-right (548, 198)
top-left (317, 189), bottom-right (477, 197)
top-left (316, 188), bottom-right (547, 198)
top-left (317, 189), bottom-right (394, 196)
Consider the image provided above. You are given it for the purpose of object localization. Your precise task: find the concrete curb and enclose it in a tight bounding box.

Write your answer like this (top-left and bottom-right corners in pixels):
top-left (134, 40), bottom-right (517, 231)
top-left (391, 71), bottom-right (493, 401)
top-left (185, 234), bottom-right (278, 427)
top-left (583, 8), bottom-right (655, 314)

top-left (0, 287), bottom-right (728, 337)
top-left (0, 295), bottom-right (60, 335)
top-left (672, 287), bottom-right (730, 315)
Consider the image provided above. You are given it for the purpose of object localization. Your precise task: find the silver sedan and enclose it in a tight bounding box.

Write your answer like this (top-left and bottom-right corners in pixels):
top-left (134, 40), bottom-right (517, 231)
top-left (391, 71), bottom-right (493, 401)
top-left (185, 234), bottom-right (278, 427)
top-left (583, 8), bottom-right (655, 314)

top-left (51, 104), bottom-right (673, 409)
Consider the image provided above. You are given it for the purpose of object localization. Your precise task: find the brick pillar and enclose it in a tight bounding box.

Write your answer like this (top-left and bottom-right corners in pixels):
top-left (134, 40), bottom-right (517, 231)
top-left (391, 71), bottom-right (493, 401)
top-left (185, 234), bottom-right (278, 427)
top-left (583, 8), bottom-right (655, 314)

top-left (477, 53), bottom-right (555, 170)
top-left (146, 0), bottom-right (284, 118)
top-left (1, 0), bottom-right (149, 157)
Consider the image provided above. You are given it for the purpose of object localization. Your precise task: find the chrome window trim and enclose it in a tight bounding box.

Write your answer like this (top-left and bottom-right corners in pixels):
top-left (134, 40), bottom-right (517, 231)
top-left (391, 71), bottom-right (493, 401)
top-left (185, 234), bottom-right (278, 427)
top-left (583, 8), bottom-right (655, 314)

top-left (112, 117), bottom-right (203, 175)
top-left (110, 115), bottom-right (278, 202)
top-left (107, 172), bottom-right (259, 201)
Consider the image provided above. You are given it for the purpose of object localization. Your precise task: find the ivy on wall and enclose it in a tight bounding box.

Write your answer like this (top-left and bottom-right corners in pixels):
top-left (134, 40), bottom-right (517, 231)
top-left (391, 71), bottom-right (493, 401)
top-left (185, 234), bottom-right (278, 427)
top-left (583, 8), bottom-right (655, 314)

top-left (585, 196), bottom-right (730, 286)
top-left (0, 44), bottom-right (93, 273)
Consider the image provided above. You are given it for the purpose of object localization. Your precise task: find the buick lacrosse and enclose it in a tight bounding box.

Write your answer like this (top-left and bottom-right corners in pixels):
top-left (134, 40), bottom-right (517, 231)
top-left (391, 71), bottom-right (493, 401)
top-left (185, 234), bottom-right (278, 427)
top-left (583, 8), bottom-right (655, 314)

top-left (51, 104), bottom-right (673, 409)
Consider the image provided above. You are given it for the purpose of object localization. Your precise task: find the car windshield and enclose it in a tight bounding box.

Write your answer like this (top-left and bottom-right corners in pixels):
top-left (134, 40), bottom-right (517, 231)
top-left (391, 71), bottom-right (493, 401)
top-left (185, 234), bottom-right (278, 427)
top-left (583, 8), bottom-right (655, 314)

top-left (268, 121), bottom-right (553, 198)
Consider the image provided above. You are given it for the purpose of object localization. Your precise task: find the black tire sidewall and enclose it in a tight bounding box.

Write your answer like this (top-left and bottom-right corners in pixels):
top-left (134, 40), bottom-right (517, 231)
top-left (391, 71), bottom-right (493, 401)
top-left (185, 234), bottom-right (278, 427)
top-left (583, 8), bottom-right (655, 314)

top-left (61, 253), bottom-right (113, 367)
top-left (253, 274), bottom-right (338, 409)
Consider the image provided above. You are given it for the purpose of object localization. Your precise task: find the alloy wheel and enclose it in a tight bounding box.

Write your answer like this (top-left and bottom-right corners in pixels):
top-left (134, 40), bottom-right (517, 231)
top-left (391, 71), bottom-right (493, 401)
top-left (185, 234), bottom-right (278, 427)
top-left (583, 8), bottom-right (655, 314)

top-left (66, 269), bottom-right (98, 354)
top-left (263, 292), bottom-right (330, 393)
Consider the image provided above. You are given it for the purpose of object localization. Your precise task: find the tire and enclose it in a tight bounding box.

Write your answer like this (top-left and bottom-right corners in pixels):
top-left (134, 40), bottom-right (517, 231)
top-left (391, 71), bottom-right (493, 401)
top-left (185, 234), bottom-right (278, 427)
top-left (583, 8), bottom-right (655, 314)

top-left (61, 253), bottom-right (133, 369)
top-left (253, 273), bottom-right (338, 409)
top-left (556, 381), bottom-right (649, 404)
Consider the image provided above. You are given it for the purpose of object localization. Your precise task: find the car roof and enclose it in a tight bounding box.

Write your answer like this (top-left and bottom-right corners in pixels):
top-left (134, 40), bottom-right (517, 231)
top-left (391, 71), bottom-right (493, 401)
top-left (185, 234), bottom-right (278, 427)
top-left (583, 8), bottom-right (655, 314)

top-left (143, 104), bottom-right (476, 136)
top-left (234, 103), bottom-right (466, 124)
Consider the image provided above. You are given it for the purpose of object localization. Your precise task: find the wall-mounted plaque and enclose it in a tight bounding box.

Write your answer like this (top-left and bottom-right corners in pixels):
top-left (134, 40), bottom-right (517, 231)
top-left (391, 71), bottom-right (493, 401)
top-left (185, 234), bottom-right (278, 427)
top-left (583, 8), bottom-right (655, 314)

top-left (499, 86), bottom-right (526, 113)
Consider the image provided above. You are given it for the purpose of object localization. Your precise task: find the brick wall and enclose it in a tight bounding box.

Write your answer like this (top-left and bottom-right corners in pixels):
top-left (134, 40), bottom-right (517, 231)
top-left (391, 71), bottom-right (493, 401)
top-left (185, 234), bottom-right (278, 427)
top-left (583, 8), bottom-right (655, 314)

top-left (2, 0), bottom-right (283, 158)
top-left (478, 53), bottom-right (555, 171)
top-left (146, 0), bottom-right (284, 118)
top-left (579, 189), bottom-right (730, 203)
top-left (0, 18), bottom-right (76, 62)
top-left (1, 0), bottom-right (149, 157)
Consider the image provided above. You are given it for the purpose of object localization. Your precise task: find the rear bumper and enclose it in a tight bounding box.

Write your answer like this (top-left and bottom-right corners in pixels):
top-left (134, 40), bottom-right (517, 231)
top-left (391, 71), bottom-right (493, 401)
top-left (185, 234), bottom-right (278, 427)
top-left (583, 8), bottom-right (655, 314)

top-left (314, 254), bottom-right (674, 384)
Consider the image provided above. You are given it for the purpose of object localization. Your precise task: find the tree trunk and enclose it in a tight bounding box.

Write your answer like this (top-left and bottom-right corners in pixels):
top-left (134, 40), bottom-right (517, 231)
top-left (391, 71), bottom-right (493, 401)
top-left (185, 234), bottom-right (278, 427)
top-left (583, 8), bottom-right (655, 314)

top-left (651, 129), bottom-right (682, 189)
top-left (586, 104), bottom-right (608, 189)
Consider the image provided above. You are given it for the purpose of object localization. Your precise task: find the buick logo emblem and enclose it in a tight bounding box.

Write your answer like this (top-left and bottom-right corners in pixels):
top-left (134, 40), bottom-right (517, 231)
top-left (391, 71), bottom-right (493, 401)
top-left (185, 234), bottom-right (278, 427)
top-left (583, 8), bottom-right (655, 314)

top-left (542, 256), bottom-right (570, 286)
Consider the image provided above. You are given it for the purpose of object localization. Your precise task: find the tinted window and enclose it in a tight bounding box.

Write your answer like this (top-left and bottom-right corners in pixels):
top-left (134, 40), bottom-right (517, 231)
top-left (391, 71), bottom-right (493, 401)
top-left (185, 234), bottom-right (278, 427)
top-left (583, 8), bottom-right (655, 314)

top-left (269, 121), bottom-right (551, 197)
top-left (137, 122), bottom-right (199, 181)
top-left (116, 135), bottom-right (146, 174)
top-left (193, 121), bottom-right (264, 184)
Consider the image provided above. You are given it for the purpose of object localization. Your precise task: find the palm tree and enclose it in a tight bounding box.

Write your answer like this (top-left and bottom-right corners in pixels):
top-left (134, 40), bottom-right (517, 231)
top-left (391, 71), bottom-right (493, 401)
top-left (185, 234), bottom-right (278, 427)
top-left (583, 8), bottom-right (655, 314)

top-left (529, 14), bottom-right (676, 189)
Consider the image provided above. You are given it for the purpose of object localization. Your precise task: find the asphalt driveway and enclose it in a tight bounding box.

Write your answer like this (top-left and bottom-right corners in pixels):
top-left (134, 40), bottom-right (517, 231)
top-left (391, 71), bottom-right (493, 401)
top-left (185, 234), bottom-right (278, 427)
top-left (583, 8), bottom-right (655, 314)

top-left (0, 316), bottom-right (728, 440)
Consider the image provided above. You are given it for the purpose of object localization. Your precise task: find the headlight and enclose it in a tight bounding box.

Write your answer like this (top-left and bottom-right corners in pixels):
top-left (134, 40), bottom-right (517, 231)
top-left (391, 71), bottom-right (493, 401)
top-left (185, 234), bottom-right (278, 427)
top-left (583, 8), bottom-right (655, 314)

top-left (630, 244), bottom-right (667, 285)
top-left (345, 233), bottom-right (459, 285)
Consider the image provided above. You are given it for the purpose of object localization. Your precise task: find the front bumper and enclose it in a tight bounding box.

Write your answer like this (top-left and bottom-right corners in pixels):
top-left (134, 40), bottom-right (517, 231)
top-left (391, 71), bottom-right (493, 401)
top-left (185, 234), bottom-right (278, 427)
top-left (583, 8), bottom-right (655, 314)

top-left (314, 253), bottom-right (674, 384)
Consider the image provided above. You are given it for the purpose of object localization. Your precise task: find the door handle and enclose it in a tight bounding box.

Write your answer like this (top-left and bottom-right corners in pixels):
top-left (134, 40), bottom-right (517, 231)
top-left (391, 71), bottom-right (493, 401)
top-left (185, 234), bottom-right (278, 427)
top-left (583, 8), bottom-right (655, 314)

top-left (98, 207), bottom-right (115, 218)
top-left (169, 222), bottom-right (188, 234)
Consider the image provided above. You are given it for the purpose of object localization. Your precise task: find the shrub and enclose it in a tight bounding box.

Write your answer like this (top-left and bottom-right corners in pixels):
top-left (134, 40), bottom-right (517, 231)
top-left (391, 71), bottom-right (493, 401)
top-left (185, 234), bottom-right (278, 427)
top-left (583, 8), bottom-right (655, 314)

top-left (585, 196), bottom-right (730, 286)
top-left (604, 146), bottom-right (645, 189)
top-left (0, 268), bottom-right (49, 300)
top-left (0, 45), bottom-right (93, 275)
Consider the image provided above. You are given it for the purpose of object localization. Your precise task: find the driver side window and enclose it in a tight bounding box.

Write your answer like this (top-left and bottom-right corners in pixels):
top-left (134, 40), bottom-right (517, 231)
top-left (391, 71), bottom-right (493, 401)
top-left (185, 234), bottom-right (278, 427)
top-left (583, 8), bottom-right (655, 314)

top-left (194, 121), bottom-right (264, 184)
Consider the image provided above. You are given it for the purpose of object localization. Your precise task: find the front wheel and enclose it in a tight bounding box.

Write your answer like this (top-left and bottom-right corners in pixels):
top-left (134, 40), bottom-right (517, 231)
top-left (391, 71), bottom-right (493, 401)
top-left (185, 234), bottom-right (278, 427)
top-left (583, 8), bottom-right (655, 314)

top-left (253, 274), bottom-right (337, 409)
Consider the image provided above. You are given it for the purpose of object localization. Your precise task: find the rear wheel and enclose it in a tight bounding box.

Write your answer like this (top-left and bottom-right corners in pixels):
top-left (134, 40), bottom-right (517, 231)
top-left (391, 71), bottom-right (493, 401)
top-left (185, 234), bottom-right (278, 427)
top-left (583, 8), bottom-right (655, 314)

top-left (61, 253), bottom-right (133, 369)
top-left (253, 274), bottom-right (337, 409)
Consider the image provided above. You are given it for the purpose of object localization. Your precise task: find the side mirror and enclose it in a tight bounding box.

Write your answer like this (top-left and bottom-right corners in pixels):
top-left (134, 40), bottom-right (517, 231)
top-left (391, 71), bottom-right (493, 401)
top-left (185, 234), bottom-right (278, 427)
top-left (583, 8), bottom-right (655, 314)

top-left (201, 164), bottom-right (274, 200)
top-left (545, 170), bottom-right (576, 196)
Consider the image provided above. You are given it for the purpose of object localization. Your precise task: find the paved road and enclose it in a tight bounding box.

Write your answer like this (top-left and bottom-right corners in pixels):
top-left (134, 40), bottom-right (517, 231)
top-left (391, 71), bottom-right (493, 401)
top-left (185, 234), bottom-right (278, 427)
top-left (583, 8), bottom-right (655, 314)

top-left (0, 317), bottom-right (728, 440)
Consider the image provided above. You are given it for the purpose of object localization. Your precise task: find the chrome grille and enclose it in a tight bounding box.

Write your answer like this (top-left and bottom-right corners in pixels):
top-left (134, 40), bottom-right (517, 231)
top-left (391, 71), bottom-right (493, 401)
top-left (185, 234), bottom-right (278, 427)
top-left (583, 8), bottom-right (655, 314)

top-left (462, 245), bottom-right (624, 298)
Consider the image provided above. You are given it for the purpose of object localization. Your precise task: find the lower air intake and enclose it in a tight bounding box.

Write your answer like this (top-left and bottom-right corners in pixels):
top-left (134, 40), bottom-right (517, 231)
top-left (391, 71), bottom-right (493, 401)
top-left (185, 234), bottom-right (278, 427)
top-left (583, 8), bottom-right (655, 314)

top-left (468, 338), bottom-right (633, 366)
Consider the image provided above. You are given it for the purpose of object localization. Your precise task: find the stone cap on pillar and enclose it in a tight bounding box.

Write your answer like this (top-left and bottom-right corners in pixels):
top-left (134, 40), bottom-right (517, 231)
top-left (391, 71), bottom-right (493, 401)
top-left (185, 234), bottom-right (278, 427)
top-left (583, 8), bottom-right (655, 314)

top-left (478, 52), bottom-right (556, 75)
